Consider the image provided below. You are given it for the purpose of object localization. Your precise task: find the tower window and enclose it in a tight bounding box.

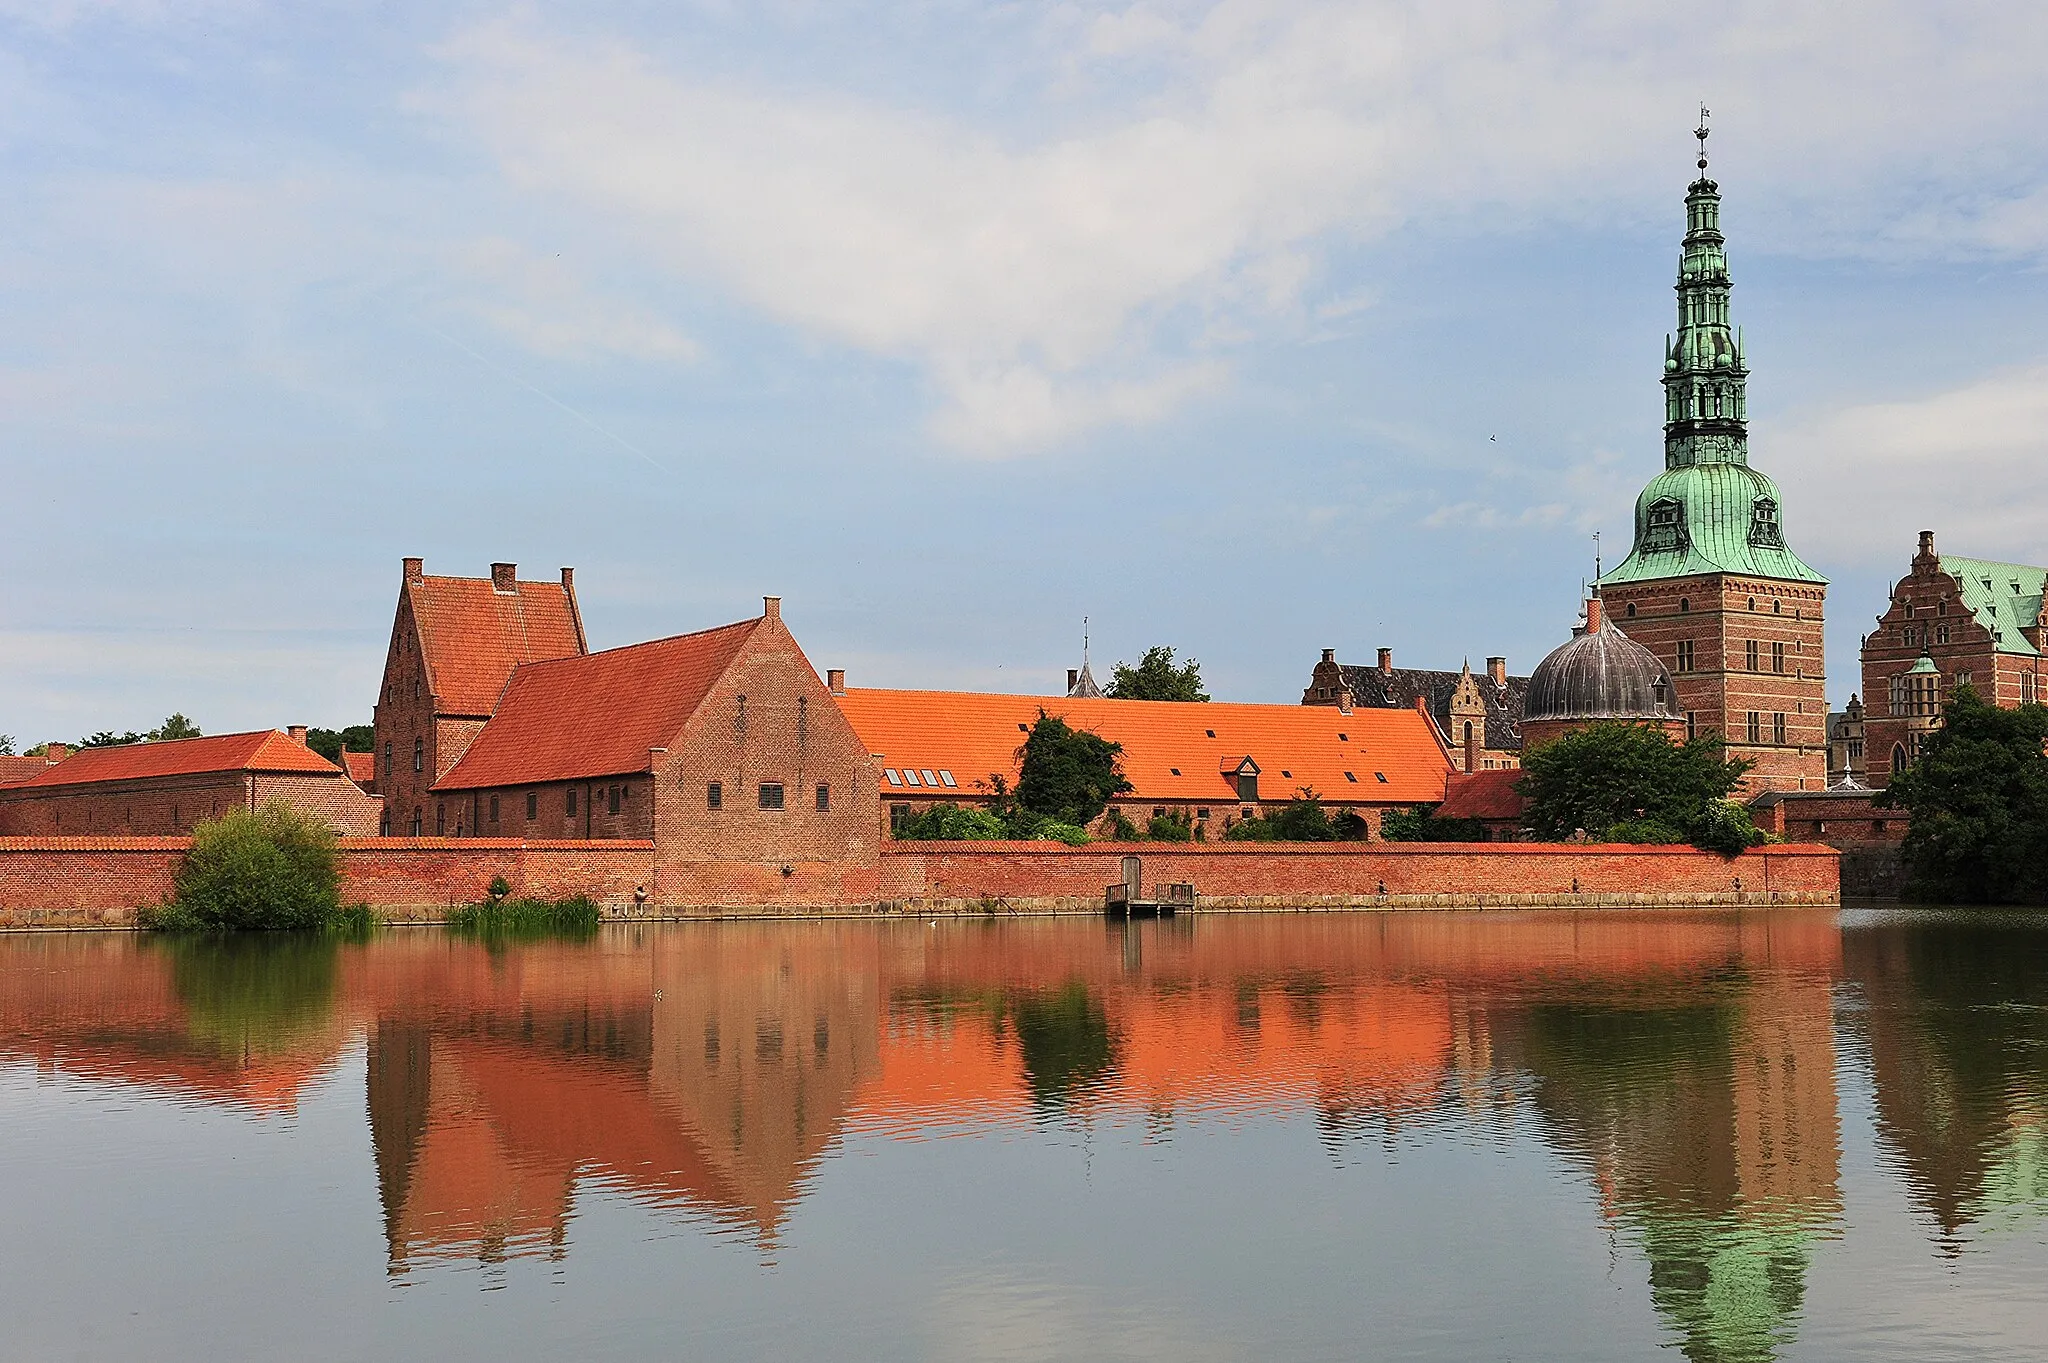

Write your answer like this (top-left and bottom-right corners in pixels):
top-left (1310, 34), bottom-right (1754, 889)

top-left (1676, 639), bottom-right (1695, 672)
top-left (1773, 713), bottom-right (1786, 744)
top-left (1747, 713), bottom-right (1761, 744)
top-left (1772, 641), bottom-right (1785, 673)
top-left (1749, 498), bottom-right (1783, 548)
top-left (1625, 602), bottom-right (1636, 617)
top-left (1679, 598), bottom-right (1690, 613)
top-left (1643, 498), bottom-right (1687, 553)
top-left (1746, 639), bottom-right (1760, 672)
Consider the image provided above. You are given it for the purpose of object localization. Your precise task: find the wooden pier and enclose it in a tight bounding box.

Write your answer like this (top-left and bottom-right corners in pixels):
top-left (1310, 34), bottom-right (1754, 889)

top-left (1104, 856), bottom-right (1195, 917)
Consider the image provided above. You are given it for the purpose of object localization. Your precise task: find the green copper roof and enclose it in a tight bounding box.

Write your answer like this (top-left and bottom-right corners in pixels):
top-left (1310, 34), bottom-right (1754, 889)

top-left (1936, 555), bottom-right (2048, 657)
top-left (1907, 651), bottom-right (1938, 675)
top-left (1602, 462), bottom-right (1827, 585)
top-left (1603, 151), bottom-right (1824, 589)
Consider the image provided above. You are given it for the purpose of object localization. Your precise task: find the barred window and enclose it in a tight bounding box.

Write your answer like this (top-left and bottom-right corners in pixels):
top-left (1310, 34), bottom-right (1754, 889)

top-left (759, 782), bottom-right (785, 811)
top-left (707, 782), bottom-right (723, 810)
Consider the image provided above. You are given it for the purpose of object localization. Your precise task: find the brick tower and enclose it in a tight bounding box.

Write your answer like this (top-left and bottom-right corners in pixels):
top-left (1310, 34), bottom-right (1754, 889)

top-left (1594, 121), bottom-right (1829, 793)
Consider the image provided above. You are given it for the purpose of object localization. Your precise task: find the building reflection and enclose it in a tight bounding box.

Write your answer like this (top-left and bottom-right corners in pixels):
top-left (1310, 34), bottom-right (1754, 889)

top-left (15, 909), bottom-right (2045, 1359)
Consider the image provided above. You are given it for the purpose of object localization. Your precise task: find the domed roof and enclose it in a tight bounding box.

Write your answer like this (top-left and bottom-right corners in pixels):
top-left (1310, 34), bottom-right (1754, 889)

top-left (1600, 461), bottom-right (1827, 587)
top-left (1524, 598), bottom-right (1677, 725)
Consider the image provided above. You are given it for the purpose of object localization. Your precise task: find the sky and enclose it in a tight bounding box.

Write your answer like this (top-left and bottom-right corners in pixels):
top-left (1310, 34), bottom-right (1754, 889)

top-left (5, 1), bottom-right (2048, 744)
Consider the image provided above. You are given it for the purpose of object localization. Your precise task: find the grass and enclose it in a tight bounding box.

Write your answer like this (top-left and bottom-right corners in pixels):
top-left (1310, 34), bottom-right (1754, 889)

top-left (445, 894), bottom-right (602, 941)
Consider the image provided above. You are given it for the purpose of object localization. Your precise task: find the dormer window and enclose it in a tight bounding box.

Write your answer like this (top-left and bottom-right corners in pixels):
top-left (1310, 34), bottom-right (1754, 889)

top-left (1748, 498), bottom-right (1783, 548)
top-left (1643, 498), bottom-right (1687, 552)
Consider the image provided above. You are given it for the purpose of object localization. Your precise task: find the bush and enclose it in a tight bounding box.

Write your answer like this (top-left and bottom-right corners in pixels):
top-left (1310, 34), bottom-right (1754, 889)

top-left (1603, 817), bottom-right (1686, 844)
top-left (1099, 807), bottom-right (1141, 842)
top-left (446, 894), bottom-right (601, 940)
top-left (144, 801), bottom-right (346, 933)
top-left (1380, 805), bottom-right (1489, 843)
top-left (1036, 822), bottom-right (1090, 846)
top-left (893, 802), bottom-right (1009, 840)
top-left (1228, 789), bottom-right (1340, 843)
top-left (1146, 811), bottom-right (1195, 842)
top-left (1687, 800), bottom-right (1767, 858)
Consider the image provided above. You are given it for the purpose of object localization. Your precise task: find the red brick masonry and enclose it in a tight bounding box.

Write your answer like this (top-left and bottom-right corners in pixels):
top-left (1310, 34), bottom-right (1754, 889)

top-left (0, 837), bottom-right (1838, 927)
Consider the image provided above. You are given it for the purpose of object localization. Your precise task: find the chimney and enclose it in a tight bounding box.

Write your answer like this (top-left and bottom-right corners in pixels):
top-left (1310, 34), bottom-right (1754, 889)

top-left (560, 566), bottom-right (574, 591)
top-left (763, 596), bottom-right (781, 620)
top-left (828, 669), bottom-right (846, 696)
top-left (1321, 648), bottom-right (1335, 663)
top-left (403, 557), bottom-right (424, 584)
top-left (287, 725), bottom-right (308, 746)
top-left (1916, 529), bottom-right (1936, 574)
top-left (45, 743), bottom-right (68, 763)
top-left (1487, 656), bottom-right (1507, 686)
top-left (1067, 668), bottom-right (1079, 692)
top-left (1585, 597), bottom-right (1605, 633)
top-left (1377, 647), bottom-right (1393, 675)
top-left (490, 562), bottom-right (517, 593)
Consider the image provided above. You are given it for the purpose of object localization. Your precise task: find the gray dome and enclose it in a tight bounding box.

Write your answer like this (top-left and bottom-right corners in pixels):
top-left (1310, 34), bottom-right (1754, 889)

top-left (1524, 605), bottom-right (1676, 724)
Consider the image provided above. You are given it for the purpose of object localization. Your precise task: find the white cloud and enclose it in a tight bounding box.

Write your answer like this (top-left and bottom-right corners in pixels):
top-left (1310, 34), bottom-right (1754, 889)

top-left (1774, 361), bottom-right (2048, 569)
top-left (423, 4), bottom-right (2048, 452)
top-left (450, 237), bottom-right (699, 365)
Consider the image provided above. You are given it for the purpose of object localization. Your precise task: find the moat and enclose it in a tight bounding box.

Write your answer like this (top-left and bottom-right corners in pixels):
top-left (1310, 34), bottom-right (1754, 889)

top-left (3, 909), bottom-right (2043, 1361)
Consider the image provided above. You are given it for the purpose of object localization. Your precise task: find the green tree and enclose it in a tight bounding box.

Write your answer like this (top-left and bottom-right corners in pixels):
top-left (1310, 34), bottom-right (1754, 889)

top-left (894, 802), bottom-right (1009, 840)
top-left (1226, 788), bottom-right (1343, 842)
top-left (304, 725), bottom-right (373, 763)
top-left (80, 730), bottom-right (145, 748)
top-left (142, 801), bottom-right (344, 932)
top-left (1517, 722), bottom-right (1753, 849)
top-left (1107, 646), bottom-right (1209, 702)
top-left (1881, 686), bottom-right (2048, 903)
top-left (151, 713), bottom-right (201, 741)
top-left (0, 734), bottom-right (13, 756)
top-left (1013, 711), bottom-right (1132, 827)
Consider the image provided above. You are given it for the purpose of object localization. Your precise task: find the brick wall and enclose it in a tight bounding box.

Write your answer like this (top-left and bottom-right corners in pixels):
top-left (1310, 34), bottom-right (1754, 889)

top-left (880, 840), bottom-right (1838, 909)
top-left (0, 771), bottom-right (380, 838)
top-left (1600, 574), bottom-right (1829, 792)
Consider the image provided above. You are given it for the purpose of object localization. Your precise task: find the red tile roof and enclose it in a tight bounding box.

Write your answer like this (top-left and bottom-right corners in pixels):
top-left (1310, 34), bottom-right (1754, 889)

top-left (412, 575), bottom-right (585, 716)
top-left (0, 755), bottom-right (55, 787)
top-left (11, 731), bottom-right (342, 789)
top-left (1436, 768), bottom-right (1526, 821)
top-left (834, 691), bottom-right (1453, 805)
top-left (342, 750), bottom-right (377, 787)
top-left (435, 619), bottom-right (761, 790)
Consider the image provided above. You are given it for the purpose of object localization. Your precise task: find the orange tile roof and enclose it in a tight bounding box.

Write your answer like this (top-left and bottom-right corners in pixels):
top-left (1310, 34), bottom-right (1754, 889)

top-left (1436, 768), bottom-right (1526, 821)
top-left (435, 619), bottom-right (761, 789)
top-left (11, 731), bottom-right (341, 789)
top-left (412, 575), bottom-right (584, 716)
top-left (0, 755), bottom-right (54, 787)
top-left (835, 690), bottom-right (1453, 805)
top-left (341, 750), bottom-right (377, 786)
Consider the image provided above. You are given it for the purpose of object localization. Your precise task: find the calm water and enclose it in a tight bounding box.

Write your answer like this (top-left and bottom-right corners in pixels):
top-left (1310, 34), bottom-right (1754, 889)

top-left (2, 910), bottom-right (2044, 1362)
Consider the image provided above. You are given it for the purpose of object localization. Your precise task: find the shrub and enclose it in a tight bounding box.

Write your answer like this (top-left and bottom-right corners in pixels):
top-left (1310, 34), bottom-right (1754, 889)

top-left (1687, 800), bottom-right (1767, 858)
top-left (446, 894), bottom-right (601, 940)
top-left (1380, 805), bottom-right (1489, 843)
top-left (893, 802), bottom-right (1009, 840)
top-left (1036, 822), bottom-right (1090, 846)
top-left (1146, 811), bottom-right (1195, 842)
top-left (1603, 817), bottom-right (1686, 845)
top-left (1099, 807), bottom-right (1140, 842)
top-left (145, 801), bottom-right (345, 932)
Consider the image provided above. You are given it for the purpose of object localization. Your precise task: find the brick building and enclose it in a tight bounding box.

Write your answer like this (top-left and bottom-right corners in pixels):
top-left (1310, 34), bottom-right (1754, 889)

top-left (0, 729), bottom-right (381, 836)
top-left (833, 679), bottom-right (1454, 840)
top-left (0, 745), bottom-right (67, 788)
top-left (1302, 648), bottom-right (1528, 772)
top-left (1593, 140), bottom-right (1829, 794)
top-left (427, 597), bottom-right (880, 902)
top-left (1860, 531), bottom-right (2048, 785)
top-left (371, 558), bottom-right (586, 837)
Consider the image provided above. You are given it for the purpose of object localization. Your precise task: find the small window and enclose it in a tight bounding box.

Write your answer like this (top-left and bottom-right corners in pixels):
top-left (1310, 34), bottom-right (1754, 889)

top-left (1344, 771), bottom-right (1359, 782)
top-left (383, 741), bottom-right (392, 775)
top-left (1153, 807), bottom-right (1167, 818)
top-left (413, 737), bottom-right (424, 773)
top-left (759, 782), bottom-right (785, 810)
top-left (816, 784), bottom-right (831, 811)
top-left (707, 781), bottom-right (722, 809)
top-left (1625, 602), bottom-right (1636, 617)
top-left (526, 792), bottom-right (538, 820)
top-left (436, 803), bottom-right (445, 834)
top-left (380, 809), bottom-right (391, 836)
top-left (890, 803), bottom-right (912, 830)
top-left (1236, 773), bottom-right (1258, 802)
top-left (901, 769), bottom-right (921, 787)
top-left (1747, 713), bottom-right (1761, 744)
top-left (1336, 733), bottom-right (1348, 742)
top-left (1773, 713), bottom-right (1787, 744)
top-left (1281, 769), bottom-right (1292, 778)
top-left (1197, 808), bottom-right (1210, 819)
top-left (410, 807), bottom-right (422, 836)
top-left (885, 769), bottom-right (903, 786)
top-left (1679, 598), bottom-right (1690, 613)
top-left (608, 785), bottom-right (621, 815)
top-left (1205, 729), bottom-right (1216, 738)
top-left (1375, 772), bottom-right (1388, 783)
top-left (1017, 722), bottom-right (1029, 732)
top-left (488, 795), bottom-right (500, 825)
top-left (566, 788), bottom-right (577, 815)
top-left (1643, 497), bottom-right (1686, 552)
top-left (939, 770), bottom-right (957, 787)
top-left (1747, 639), bottom-right (1760, 672)
top-left (1170, 767), bottom-right (1181, 776)
top-left (920, 768), bottom-right (939, 786)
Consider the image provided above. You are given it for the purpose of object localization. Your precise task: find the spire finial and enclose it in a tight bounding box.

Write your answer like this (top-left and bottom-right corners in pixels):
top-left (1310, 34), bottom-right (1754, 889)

top-left (1593, 530), bottom-right (1603, 584)
top-left (1695, 105), bottom-right (1710, 171)
top-left (1082, 615), bottom-right (1089, 666)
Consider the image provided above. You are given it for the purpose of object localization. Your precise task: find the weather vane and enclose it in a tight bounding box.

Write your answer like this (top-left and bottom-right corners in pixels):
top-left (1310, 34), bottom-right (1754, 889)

top-left (1593, 530), bottom-right (1602, 583)
top-left (1696, 104), bottom-right (1711, 171)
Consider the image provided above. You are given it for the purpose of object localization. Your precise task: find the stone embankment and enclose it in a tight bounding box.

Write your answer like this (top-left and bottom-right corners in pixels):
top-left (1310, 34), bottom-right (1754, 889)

top-left (0, 837), bottom-right (1837, 928)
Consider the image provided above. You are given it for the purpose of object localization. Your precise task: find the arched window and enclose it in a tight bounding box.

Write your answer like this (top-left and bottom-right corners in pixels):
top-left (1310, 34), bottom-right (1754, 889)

top-left (1625, 602), bottom-right (1637, 617)
top-left (1892, 743), bottom-right (1908, 775)
top-left (1679, 597), bottom-right (1691, 613)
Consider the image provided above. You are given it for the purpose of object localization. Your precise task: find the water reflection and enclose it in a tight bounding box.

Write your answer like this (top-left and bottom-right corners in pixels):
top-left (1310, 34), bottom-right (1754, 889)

top-left (1, 910), bottom-right (2045, 1361)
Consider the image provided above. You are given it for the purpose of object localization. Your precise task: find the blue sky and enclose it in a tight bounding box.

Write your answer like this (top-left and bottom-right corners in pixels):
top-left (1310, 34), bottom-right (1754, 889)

top-left (5, 1), bottom-right (2048, 743)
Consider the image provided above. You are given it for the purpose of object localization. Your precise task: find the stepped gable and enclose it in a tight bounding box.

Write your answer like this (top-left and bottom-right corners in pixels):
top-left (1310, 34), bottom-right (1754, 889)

top-left (12, 730), bottom-right (341, 788)
top-left (835, 690), bottom-right (1452, 806)
top-left (1331, 661), bottom-right (1527, 753)
top-left (410, 569), bottom-right (586, 717)
top-left (435, 619), bottom-right (761, 790)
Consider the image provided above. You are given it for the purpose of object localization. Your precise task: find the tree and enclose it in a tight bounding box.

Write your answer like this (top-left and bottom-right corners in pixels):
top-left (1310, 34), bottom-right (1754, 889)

top-left (151, 713), bottom-right (201, 741)
top-left (1517, 722), bottom-right (1753, 849)
top-left (1013, 711), bottom-right (1132, 827)
top-left (894, 802), bottom-right (1009, 841)
top-left (305, 725), bottom-right (373, 763)
top-left (1380, 805), bottom-right (1491, 843)
top-left (1225, 788), bottom-right (1345, 842)
top-left (1107, 646), bottom-right (1209, 702)
top-left (0, 734), bottom-right (13, 756)
top-left (80, 730), bottom-right (146, 748)
top-left (142, 801), bottom-right (344, 932)
top-left (1881, 686), bottom-right (2048, 903)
